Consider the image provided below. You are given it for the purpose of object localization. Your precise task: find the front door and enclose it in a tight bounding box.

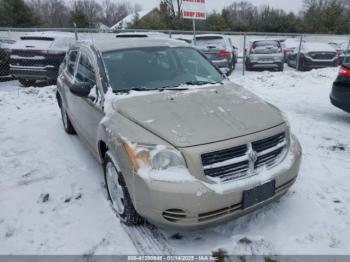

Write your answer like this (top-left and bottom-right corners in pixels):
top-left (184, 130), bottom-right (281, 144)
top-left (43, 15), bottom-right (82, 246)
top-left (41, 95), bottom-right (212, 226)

top-left (69, 49), bottom-right (104, 156)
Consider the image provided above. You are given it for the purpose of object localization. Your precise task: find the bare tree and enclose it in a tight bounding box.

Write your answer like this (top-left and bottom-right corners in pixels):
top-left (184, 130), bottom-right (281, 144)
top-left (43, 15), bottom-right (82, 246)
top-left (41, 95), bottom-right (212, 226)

top-left (72, 0), bottom-right (103, 26)
top-left (28, 0), bottom-right (70, 27)
top-left (161, 0), bottom-right (182, 19)
top-left (101, 0), bottom-right (133, 26)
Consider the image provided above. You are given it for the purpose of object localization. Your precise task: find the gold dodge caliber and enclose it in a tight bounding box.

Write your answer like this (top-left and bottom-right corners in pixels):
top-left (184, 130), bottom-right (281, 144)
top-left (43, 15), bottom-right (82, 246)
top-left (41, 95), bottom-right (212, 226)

top-left (56, 38), bottom-right (302, 228)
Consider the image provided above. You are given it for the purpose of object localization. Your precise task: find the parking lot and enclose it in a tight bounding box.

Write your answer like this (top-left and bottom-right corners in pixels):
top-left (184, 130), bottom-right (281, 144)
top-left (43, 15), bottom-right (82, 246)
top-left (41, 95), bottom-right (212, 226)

top-left (1, 63), bottom-right (350, 255)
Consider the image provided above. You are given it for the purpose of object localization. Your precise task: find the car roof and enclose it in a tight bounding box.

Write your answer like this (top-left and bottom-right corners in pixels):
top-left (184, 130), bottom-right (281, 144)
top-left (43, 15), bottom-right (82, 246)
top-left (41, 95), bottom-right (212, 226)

top-left (20, 31), bottom-right (75, 39)
top-left (89, 38), bottom-right (189, 52)
top-left (302, 42), bottom-right (336, 52)
top-left (115, 32), bottom-right (167, 38)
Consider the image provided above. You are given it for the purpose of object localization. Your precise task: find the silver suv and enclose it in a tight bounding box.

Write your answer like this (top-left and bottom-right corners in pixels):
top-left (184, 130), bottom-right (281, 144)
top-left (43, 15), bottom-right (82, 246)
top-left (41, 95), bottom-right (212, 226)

top-left (246, 40), bottom-right (284, 71)
top-left (56, 38), bottom-right (302, 228)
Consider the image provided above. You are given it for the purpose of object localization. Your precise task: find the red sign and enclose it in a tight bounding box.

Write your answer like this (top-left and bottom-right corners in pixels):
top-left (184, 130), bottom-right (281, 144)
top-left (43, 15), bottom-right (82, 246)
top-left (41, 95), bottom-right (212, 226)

top-left (182, 0), bottom-right (206, 20)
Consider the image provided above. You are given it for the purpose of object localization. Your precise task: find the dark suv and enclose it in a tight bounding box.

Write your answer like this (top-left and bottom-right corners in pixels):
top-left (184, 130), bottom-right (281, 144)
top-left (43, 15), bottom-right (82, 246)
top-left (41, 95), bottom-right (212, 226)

top-left (0, 38), bottom-right (15, 77)
top-left (10, 32), bottom-right (75, 87)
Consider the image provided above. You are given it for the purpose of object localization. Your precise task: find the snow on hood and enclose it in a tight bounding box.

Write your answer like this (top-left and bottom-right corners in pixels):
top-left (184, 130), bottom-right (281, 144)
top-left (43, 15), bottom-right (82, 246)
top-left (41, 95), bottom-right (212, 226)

top-left (104, 83), bottom-right (284, 148)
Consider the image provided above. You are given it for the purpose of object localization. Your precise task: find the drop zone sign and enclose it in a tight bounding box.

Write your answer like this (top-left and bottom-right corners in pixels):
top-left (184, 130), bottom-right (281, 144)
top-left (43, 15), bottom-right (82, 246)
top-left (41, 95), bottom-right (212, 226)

top-left (182, 0), bottom-right (207, 20)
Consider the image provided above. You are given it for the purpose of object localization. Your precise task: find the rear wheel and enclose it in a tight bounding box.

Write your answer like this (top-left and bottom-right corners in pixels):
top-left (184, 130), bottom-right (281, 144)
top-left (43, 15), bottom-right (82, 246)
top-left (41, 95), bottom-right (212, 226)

top-left (104, 152), bottom-right (144, 226)
top-left (19, 79), bottom-right (36, 87)
top-left (278, 64), bottom-right (284, 72)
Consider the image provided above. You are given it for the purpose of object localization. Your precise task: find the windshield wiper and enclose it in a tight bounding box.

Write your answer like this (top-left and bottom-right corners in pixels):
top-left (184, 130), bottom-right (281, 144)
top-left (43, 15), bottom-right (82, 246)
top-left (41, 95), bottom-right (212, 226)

top-left (184, 80), bottom-right (223, 85)
top-left (158, 85), bottom-right (189, 92)
top-left (114, 87), bottom-right (156, 93)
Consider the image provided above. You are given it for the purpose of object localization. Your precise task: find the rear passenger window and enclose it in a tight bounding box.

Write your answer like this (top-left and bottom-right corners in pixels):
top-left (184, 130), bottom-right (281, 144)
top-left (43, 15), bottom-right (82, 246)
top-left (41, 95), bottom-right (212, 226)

top-left (76, 54), bottom-right (96, 84)
top-left (67, 50), bottom-right (78, 76)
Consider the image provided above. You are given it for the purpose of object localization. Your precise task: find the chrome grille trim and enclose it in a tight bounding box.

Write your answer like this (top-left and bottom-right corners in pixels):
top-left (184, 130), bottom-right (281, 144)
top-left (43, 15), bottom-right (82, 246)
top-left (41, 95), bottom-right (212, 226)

top-left (201, 132), bottom-right (287, 183)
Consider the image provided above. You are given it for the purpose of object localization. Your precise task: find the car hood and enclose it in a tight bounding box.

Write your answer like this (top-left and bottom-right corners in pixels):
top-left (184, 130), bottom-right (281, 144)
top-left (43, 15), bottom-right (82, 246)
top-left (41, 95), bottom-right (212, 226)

top-left (113, 83), bottom-right (284, 147)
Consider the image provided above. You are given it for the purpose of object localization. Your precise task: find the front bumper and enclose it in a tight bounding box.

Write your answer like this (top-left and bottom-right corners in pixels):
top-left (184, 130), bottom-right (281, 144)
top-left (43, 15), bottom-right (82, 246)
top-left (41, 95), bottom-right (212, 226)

top-left (10, 65), bottom-right (58, 80)
top-left (132, 135), bottom-right (302, 229)
top-left (330, 83), bottom-right (350, 113)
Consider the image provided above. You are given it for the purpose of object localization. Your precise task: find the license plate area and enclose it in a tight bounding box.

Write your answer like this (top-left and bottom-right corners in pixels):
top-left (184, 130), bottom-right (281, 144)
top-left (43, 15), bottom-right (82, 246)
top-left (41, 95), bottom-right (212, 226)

top-left (243, 180), bottom-right (275, 209)
top-left (258, 60), bottom-right (273, 64)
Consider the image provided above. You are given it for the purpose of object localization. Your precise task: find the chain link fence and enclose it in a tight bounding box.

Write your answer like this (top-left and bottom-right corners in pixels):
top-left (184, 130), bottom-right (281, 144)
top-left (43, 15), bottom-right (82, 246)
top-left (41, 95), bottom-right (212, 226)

top-left (0, 28), bottom-right (349, 83)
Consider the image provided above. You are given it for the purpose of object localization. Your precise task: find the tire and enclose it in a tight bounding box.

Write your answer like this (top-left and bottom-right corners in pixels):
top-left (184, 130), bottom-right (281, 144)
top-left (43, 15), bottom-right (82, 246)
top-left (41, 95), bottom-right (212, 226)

top-left (19, 79), bottom-right (36, 87)
top-left (104, 152), bottom-right (144, 226)
top-left (60, 105), bottom-right (76, 135)
top-left (47, 79), bottom-right (57, 85)
top-left (278, 64), bottom-right (284, 72)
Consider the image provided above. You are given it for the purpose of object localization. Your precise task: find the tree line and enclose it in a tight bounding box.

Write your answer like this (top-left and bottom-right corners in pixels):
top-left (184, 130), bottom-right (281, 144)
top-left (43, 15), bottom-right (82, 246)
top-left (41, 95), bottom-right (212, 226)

top-left (0, 0), bottom-right (350, 34)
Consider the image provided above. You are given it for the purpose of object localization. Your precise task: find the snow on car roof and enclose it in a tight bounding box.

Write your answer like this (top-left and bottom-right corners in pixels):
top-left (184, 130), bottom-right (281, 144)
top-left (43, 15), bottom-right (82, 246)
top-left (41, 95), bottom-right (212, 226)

top-left (20, 31), bottom-right (75, 39)
top-left (92, 38), bottom-right (189, 52)
top-left (115, 32), bottom-right (167, 38)
top-left (302, 42), bottom-right (336, 52)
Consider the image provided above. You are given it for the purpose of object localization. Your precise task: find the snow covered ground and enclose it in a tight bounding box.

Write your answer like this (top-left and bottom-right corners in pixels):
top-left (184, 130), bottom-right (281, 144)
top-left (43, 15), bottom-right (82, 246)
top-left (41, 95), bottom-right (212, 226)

top-left (1, 65), bottom-right (350, 255)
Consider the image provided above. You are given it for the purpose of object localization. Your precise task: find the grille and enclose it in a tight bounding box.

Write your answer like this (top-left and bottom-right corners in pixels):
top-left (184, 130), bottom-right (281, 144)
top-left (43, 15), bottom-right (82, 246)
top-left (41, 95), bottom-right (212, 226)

top-left (162, 209), bottom-right (187, 223)
top-left (309, 52), bottom-right (336, 60)
top-left (201, 132), bottom-right (287, 183)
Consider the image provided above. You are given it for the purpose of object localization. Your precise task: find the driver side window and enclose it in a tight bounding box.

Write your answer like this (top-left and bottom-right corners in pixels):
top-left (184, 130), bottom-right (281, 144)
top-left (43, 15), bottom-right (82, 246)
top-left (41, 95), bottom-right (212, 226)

top-left (67, 50), bottom-right (79, 77)
top-left (76, 54), bottom-right (96, 84)
top-left (76, 53), bottom-right (98, 101)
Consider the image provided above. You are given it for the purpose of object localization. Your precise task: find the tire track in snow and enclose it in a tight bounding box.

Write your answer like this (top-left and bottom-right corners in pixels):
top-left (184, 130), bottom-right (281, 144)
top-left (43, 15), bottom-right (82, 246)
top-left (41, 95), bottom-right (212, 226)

top-left (122, 223), bottom-right (174, 255)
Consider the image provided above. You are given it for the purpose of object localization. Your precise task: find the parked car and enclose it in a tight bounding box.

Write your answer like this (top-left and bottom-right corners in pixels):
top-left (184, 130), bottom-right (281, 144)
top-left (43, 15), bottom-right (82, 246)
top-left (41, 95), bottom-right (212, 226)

top-left (334, 42), bottom-right (350, 65)
top-left (116, 32), bottom-right (168, 38)
top-left (194, 34), bottom-right (237, 75)
top-left (0, 38), bottom-right (15, 77)
top-left (330, 64), bottom-right (350, 113)
top-left (245, 40), bottom-right (284, 71)
top-left (10, 32), bottom-right (75, 87)
top-left (56, 38), bottom-right (302, 228)
top-left (287, 42), bottom-right (337, 71)
top-left (282, 38), bottom-right (303, 62)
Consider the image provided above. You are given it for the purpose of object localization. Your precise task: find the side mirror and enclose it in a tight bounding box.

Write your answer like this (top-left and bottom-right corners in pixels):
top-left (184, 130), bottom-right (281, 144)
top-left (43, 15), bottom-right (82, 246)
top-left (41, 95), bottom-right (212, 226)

top-left (70, 82), bottom-right (93, 97)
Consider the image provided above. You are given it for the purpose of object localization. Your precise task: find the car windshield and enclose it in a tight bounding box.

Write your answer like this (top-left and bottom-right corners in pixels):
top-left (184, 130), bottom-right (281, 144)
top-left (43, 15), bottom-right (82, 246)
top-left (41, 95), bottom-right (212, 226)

top-left (103, 47), bottom-right (224, 93)
top-left (253, 41), bottom-right (280, 48)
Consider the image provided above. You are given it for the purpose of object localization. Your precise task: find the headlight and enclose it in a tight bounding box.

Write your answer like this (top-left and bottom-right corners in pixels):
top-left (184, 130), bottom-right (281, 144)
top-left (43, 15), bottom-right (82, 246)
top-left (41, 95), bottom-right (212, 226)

top-left (124, 143), bottom-right (186, 171)
top-left (280, 110), bottom-right (290, 128)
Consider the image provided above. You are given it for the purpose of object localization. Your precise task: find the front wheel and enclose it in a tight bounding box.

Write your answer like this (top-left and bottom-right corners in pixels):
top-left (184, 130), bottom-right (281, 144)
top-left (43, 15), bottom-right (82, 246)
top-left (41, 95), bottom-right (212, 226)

top-left (104, 152), bottom-right (144, 226)
top-left (19, 79), bottom-right (36, 87)
top-left (60, 105), bottom-right (76, 134)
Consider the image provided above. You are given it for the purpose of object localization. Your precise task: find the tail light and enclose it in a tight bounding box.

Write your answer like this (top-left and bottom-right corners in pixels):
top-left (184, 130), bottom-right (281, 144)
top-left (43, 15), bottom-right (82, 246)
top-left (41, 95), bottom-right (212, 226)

top-left (285, 48), bottom-right (294, 53)
top-left (218, 50), bottom-right (230, 58)
top-left (336, 50), bottom-right (341, 58)
top-left (339, 66), bottom-right (350, 77)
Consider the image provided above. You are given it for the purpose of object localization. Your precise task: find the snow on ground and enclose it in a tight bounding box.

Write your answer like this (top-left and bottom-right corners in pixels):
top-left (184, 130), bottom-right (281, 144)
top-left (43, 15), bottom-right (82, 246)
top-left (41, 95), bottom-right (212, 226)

top-left (1, 66), bottom-right (350, 255)
top-left (0, 82), bottom-right (136, 254)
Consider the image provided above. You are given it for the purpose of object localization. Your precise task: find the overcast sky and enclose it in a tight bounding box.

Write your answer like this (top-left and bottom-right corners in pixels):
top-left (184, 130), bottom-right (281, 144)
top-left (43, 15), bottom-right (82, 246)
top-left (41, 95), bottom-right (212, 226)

top-left (122, 0), bottom-right (304, 13)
